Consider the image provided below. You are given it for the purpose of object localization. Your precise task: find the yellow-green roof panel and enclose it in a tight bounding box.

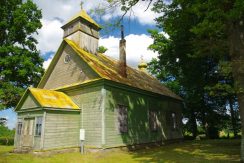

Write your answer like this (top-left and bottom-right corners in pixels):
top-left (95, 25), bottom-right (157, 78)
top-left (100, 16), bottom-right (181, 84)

top-left (29, 88), bottom-right (79, 109)
top-left (64, 39), bottom-right (182, 101)
top-left (65, 10), bottom-right (100, 28)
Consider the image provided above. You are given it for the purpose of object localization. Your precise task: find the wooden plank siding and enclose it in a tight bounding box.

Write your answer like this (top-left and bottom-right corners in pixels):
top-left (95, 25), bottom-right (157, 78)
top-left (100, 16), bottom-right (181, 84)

top-left (20, 95), bottom-right (39, 109)
top-left (66, 31), bottom-right (99, 55)
top-left (43, 45), bottom-right (99, 90)
top-left (64, 20), bottom-right (99, 55)
top-left (43, 110), bottom-right (80, 149)
top-left (64, 86), bottom-right (104, 148)
top-left (14, 111), bottom-right (44, 149)
top-left (104, 85), bottom-right (183, 148)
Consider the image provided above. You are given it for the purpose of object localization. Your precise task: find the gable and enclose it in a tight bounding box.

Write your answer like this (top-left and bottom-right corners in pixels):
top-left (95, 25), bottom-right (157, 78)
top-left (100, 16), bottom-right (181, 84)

top-left (19, 94), bottom-right (40, 110)
top-left (15, 88), bottom-right (79, 111)
top-left (38, 43), bottom-right (99, 89)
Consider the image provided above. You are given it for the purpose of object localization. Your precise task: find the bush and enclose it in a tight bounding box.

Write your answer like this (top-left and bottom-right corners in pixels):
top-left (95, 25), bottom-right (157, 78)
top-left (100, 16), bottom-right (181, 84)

top-left (0, 137), bottom-right (14, 145)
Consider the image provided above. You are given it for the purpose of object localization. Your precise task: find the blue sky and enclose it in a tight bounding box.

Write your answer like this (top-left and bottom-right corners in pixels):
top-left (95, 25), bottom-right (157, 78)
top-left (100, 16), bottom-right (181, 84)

top-left (0, 0), bottom-right (162, 129)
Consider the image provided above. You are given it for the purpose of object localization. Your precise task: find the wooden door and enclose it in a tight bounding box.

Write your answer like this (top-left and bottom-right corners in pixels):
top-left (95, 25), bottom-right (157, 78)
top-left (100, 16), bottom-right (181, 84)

top-left (22, 118), bottom-right (34, 147)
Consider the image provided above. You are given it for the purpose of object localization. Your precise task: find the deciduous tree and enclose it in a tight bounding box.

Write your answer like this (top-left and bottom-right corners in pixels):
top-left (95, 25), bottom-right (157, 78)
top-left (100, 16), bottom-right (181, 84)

top-left (0, 0), bottom-right (44, 110)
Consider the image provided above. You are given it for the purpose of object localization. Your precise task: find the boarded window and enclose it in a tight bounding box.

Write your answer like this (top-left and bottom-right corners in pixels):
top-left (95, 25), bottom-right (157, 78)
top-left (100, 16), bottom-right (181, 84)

top-left (17, 122), bottom-right (22, 135)
top-left (149, 110), bottom-right (157, 131)
top-left (117, 105), bottom-right (128, 133)
top-left (35, 117), bottom-right (42, 136)
top-left (172, 113), bottom-right (177, 129)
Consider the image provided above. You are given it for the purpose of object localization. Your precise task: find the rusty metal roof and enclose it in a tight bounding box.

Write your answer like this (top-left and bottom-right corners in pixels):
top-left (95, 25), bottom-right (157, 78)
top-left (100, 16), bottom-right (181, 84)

top-left (65, 39), bottom-right (182, 100)
top-left (29, 88), bottom-right (79, 109)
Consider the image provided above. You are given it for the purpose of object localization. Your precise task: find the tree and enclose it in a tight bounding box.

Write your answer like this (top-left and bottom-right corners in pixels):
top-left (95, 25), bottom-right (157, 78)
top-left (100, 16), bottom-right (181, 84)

top-left (107, 0), bottom-right (243, 159)
top-left (0, 0), bottom-right (44, 110)
top-left (0, 117), bottom-right (7, 126)
top-left (97, 46), bottom-right (108, 53)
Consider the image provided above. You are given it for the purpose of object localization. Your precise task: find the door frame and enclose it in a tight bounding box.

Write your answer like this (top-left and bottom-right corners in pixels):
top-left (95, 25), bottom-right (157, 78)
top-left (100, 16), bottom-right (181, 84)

top-left (21, 118), bottom-right (35, 147)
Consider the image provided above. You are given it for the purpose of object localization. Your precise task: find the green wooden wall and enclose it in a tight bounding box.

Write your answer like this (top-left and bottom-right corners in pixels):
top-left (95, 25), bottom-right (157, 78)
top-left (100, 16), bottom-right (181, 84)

top-left (104, 85), bottom-right (183, 148)
top-left (43, 110), bottom-right (80, 149)
top-left (20, 94), bottom-right (39, 110)
top-left (65, 85), bottom-right (104, 148)
top-left (42, 45), bottom-right (99, 90)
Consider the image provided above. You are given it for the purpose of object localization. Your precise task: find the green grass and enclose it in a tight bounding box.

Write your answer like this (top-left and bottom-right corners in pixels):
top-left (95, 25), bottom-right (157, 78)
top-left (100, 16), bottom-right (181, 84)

top-left (0, 139), bottom-right (240, 163)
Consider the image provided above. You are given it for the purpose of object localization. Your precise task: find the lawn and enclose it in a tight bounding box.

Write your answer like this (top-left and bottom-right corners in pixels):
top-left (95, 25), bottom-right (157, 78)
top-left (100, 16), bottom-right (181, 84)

top-left (0, 139), bottom-right (240, 163)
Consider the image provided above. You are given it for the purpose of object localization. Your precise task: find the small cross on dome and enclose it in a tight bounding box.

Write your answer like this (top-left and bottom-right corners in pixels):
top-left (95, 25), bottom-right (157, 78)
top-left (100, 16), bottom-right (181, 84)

top-left (80, 1), bottom-right (84, 9)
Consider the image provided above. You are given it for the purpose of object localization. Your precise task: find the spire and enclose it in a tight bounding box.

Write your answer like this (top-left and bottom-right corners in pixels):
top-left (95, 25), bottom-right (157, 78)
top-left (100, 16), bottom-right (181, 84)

top-left (138, 55), bottom-right (147, 72)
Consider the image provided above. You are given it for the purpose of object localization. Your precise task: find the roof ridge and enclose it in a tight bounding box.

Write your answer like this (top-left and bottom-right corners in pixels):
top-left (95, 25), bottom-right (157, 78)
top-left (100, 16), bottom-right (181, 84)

top-left (64, 39), bottom-right (182, 100)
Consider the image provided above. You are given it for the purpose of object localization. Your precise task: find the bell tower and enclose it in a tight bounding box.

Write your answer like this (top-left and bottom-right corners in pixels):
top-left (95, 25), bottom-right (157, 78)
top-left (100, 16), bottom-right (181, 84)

top-left (61, 10), bottom-right (101, 54)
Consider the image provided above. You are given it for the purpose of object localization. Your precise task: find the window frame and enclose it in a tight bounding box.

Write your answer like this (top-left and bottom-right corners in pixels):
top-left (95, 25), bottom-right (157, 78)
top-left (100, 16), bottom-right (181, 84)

top-left (35, 117), bottom-right (43, 136)
top-left (116, 104), bottom-right (128, 134)
top-left (17, 122), bottom-right (23, 135)
top-left (171, 112), bottom-right (177, 129)
top-left (149, 110), bottom-right (158, 132)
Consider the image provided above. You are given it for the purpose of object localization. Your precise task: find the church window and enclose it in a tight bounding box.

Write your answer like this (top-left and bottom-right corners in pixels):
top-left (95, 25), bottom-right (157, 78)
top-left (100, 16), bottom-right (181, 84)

top-left (172, 113), bottom-right (177, 129)
top-left (117, 105), bottom-right (128, 133)
top-left (35, 117), bottom-right (42, 136)
top-left (17, 122), bottom-right (22, 135)
top-left (149, 110), bottom-right (157, 131)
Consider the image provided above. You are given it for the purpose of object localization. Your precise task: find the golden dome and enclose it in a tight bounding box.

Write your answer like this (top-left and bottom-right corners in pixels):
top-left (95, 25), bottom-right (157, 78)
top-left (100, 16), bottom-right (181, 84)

top-left (138, 56), bottom-right (147, 71)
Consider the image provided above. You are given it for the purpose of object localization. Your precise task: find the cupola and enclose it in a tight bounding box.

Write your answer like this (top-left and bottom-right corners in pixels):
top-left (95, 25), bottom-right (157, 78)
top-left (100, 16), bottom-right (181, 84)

top-left (138, 56), bottom-right (147, 72)
top-left (61, 10), bottom-right (101, 54)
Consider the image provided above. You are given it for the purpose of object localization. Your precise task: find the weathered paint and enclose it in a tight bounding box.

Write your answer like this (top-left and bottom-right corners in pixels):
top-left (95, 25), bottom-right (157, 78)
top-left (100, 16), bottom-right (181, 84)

top-left (29, 88), bottom-right (79, 109)
top-left (62, 10), bottom-right (100, 30)
top-left (43, 45), bottom-right (98, 89)
top-left (104, 85), bottom-right (183, 148)
top-left (14, 111), bottom-right (44, 150)
top-left (43, 110), bottom-right (80, 149)
top-left (66, 30), bottom-right (99, 55)
top-left (20, 94), bottom-right (39, 110)
top-left (64, 85), bottom-right (104, 148)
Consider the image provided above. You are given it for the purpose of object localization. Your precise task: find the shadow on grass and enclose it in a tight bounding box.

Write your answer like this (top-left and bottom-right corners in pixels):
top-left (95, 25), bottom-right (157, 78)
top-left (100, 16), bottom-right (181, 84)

top-left (128, 139), bottom-right (240, 163)
top-left (0, 140), bottom-right (240, 163)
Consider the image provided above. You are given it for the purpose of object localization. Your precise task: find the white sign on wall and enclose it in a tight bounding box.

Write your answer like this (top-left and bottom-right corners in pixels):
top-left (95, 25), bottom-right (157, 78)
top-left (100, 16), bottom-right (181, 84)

top-left (80, 129), bottom-right (85, 141)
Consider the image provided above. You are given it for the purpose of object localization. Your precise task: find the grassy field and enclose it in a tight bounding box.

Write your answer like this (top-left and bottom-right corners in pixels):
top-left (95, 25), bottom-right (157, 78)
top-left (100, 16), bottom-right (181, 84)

top-left (0, 139), bottom-right (240, 163)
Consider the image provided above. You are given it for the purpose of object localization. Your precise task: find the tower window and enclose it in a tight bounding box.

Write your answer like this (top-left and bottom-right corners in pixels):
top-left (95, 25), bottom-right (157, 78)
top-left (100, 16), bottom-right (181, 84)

top-left (117, 105), bottom-right (128, 133)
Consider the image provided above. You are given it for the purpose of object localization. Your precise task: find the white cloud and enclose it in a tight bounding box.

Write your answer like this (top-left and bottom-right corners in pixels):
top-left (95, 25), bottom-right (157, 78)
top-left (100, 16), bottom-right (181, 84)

top-left (34, 0), bottom-right (158, 25)
top-left (43, 55), bottom-right (54, 70)
top-left (32, 1), bottom-right (159, 68)
top-left (42, 34), bottom-right (157, 69)
top-left (36, 19), bottom-right (63, 55)
top-left (100, 1), bottom-right (159, 25)
top-left (33, 0), bottom-right (80, 22)
top-left (159, 31), bottom-right (170, 39)
top-left (99, 34), bottom-right (157, 68)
